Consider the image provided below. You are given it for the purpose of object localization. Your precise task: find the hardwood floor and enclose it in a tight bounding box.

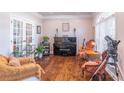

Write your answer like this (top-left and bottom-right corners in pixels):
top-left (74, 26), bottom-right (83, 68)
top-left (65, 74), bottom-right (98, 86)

top-left (36, 55), bottom-right (112, 81)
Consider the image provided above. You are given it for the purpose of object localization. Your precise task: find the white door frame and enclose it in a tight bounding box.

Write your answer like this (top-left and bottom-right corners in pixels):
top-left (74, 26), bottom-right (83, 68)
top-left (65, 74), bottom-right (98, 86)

top-left (10, 16), bottom-right (36, 56)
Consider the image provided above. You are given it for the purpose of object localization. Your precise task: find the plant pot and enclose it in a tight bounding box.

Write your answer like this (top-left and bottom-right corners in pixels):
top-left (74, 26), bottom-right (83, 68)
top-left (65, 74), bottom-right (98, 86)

top-left (38, 53), bottom-right (43, 59)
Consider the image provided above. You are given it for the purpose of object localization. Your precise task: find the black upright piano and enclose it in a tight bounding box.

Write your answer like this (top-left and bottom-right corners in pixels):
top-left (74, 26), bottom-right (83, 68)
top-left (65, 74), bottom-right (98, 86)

top-left (53, 37), bottom-right (76, 56)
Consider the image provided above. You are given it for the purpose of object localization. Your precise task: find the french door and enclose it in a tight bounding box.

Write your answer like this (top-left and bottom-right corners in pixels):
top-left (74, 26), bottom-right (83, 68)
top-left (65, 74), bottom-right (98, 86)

top-left (11, 19), bottom-right (35, 57)
top-left (26, 23), bottom-right (33, 56)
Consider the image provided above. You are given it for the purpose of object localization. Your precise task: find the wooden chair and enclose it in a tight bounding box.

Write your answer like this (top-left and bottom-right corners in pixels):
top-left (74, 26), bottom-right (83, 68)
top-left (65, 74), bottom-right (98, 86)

top-left (79, 40), bottom-right (97, 60)
top-left (81, 50), bottom-right (107, 80)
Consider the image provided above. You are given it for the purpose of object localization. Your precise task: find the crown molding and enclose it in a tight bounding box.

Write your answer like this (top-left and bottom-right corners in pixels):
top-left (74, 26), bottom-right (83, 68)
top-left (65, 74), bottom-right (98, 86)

top-left (41, 14), bottom-right (93, 20)
top-left (9, 13), bottom-right (93, 20)
top-left (30, 12), bottom-right (44, 19)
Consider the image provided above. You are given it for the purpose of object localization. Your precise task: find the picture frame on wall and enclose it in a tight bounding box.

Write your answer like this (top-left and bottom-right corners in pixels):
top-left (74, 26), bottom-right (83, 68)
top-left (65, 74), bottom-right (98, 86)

top-left (37, 26), bottom-right (41, 34)
top-left (62, 23), bottom-right (69, 32)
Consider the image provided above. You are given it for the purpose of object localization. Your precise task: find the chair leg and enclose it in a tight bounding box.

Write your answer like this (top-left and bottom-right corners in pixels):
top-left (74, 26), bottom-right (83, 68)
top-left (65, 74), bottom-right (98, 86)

top-left (81, 69), bottom-right (84, 77)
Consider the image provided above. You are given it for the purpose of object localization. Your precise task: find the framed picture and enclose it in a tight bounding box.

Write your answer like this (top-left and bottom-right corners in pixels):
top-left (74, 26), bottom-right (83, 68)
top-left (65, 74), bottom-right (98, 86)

top-left (37, 26), bottom-right (41, 34)
top-left (62, 23), bottom-right (69, 32)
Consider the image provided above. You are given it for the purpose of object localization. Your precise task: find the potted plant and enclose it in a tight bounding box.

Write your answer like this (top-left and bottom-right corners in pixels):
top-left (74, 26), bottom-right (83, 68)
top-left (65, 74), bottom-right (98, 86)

top-left (43, 36), bottom-right (49, 43)
top-left (35, 45), bottom-right (45, 59)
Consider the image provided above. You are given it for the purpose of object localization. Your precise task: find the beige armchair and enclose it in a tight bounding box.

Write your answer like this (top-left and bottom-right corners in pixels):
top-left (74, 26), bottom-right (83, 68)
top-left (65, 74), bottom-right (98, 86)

top-left (0, 55), bottom-right (45, 81)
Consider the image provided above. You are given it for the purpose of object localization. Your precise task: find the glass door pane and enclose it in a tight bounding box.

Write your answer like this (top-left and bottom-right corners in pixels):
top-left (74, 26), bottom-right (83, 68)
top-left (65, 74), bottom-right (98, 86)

top-left (13, 19), bottom-right (23, 57)
top-left (26, 23), bottom-right (33, 56)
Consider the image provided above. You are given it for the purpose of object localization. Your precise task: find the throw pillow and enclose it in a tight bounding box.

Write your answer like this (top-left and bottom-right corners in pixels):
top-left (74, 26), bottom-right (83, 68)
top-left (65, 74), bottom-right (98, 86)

top-left (8, 57), bottom-right (21, 67)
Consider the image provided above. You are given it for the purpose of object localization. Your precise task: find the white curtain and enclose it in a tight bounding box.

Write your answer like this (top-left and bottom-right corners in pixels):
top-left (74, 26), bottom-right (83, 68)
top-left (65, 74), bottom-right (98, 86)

top-left (95, 13), bottom-right (115, 53)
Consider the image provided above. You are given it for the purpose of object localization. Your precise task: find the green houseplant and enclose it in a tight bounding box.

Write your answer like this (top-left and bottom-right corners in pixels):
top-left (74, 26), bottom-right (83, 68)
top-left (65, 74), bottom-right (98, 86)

top-left (43, 36), bottom-right (49, 42)
top-left (35, 45), bottom-right (45, 58)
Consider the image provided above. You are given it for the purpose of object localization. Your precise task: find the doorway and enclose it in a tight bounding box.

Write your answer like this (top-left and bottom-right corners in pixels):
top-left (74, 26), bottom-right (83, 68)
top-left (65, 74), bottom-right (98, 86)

top-left (10, 18), bottom-right (35, 57)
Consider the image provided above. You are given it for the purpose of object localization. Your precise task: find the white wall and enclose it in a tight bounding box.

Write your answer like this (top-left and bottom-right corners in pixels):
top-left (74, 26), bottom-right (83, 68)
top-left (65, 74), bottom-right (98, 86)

top-left (0, 12), bottom-right (43, 55)
top-left (0, 13), bottom-right (10, 55)
top-left (116, 12), bottom-right (124, 79)
top-left (10, 12), bottom-right (43, 45)
top-left (0, 13), bottom-right (94, 55)
top-left (42, 17), bottom-right (94, 54)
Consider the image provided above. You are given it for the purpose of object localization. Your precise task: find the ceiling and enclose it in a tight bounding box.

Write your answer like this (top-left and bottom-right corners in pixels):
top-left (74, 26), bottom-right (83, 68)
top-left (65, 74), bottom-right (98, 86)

top-left (38, 12), bottom-right (93, 16)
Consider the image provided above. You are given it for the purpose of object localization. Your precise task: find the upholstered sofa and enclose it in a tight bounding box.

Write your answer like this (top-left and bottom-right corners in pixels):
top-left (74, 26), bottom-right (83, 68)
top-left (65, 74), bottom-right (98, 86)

top-left (0, 55), bottom-right (45, 81)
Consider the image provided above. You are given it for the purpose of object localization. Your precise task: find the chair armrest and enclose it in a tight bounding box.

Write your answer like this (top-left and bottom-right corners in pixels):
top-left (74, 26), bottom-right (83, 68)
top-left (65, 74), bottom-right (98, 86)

top-left (0, 63), bottom-right (44, 80)
top-left (81, 62), bottom-right (100, 68)
top-left (18, 57), bottom-right (35, 65)
top-left (0, 63), bottom-right (45, 74)
top-left (81, 62), bottom-right (100, 74)
top-left (85, 64), bottom-right (100, 68)
top-left (0, 63), bottom-right (37, 74)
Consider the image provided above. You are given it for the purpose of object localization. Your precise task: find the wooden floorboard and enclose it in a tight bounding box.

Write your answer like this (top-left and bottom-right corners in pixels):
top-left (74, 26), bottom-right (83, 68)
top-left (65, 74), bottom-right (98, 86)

top-left (36, 55), bottom-right (112, 81)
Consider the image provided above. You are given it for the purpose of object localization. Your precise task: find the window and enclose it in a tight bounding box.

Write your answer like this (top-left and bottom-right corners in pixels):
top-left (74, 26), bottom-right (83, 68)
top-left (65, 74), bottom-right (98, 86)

top-left (95, 13), bottom-right (115, 52)
top-left (95, 13), bottom-right (117, 80)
